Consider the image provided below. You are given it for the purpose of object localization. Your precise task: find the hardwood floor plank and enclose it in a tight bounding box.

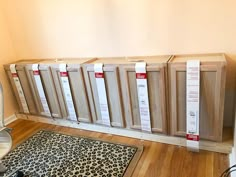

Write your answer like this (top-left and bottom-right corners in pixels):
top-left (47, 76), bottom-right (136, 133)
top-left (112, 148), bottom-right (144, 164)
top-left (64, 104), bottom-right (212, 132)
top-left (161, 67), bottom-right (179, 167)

top-left (169, 146), bottom-right (186, 177)
top-left (158, 145), bottom-right (175, 177)
top-left (6, 119), bottom-right (230, 177)
top-left (205, 151), bottom-right (214, 177)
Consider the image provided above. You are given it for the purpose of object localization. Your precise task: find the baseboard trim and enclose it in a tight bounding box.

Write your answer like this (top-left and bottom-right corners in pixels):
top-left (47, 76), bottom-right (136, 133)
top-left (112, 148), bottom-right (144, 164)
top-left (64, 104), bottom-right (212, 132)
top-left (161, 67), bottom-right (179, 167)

top-left (16, 114), bottom-right (232, 154)
top-left (5, 114), bottom-right (17, 125)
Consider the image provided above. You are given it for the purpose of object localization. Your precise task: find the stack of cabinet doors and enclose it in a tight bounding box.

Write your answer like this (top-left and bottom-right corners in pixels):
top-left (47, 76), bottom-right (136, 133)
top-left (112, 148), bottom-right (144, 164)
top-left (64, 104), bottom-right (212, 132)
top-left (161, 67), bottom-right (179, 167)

top-left (25, 58), bottom-right (93, 122)
top-left (168, 54), bottom-right (226, 141)
top-left (4, 59), bottom-right (42, 115)
top-left (83, 56), bottom-right (171, 134)
top-left (4, 54), bottom-right (227, 142)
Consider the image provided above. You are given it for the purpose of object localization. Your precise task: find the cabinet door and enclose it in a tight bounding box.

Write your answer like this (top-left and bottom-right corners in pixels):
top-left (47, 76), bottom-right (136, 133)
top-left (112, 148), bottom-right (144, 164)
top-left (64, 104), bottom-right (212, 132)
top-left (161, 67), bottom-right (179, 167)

top-left (169, 63), bottom-right (226, 141)
top-left (51, 66), bottom-right (92, 122)
top-left (83, 65), bottom-right (124, 127)
top-left (121, 64), bottom-right (167, 134)
top-left (40, 66), bottom-right (65, 118)
top-left (68, 67), bottom-right (92, 122)
top-left (25, 65), bottom-right (63, 118)
top-left (4, 67), bottom-right (38, 114)
top-left (17, 67), bottom-right (38, 114)
top-left (5, 69), bottom-right (24, 113)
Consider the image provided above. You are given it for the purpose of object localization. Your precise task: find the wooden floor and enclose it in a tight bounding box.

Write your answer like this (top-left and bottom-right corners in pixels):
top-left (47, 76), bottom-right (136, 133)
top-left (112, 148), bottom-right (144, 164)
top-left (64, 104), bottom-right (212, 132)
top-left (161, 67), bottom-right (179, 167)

top-left (8, 119), bottom-right (229, 177)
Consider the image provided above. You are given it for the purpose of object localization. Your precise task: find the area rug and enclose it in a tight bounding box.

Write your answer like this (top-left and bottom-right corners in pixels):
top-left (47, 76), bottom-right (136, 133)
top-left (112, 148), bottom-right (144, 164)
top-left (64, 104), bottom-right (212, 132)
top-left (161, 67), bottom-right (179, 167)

top-left (2, 130), bottom-right (143, 177)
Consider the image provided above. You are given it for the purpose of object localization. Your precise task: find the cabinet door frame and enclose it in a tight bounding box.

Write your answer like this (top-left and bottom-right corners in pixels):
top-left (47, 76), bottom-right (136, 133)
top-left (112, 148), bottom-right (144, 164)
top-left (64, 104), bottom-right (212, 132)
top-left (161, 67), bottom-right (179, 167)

top-left (83, 64), bottom-right (125, 127)
top-left (122, 64), bottom-right (167, 134)
top-left (51, 65), bottom-right (92, 122)
top-left (26, 65), bottom-right (62, 118)
top-left (5, 69), bottom-right (25, 113)
top-left (169, 62), bottom-right (226, 141)
top-left (25, 65), bottom-right (47, 116)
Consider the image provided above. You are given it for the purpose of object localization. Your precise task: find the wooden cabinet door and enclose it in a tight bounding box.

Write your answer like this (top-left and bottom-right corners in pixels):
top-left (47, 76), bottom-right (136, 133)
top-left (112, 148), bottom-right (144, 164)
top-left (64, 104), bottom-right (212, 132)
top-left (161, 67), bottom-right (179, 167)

top-left (4, 66), bottom-right (38, 114)
top-left (169, 62), bottom-right (226, 141)
top-left (25, 65), bottom-right (63, 118)
top-left (121, 64), bottom-right (168, 134)
top-left (5, 69), bottom-right (25, 114)
top-left (50, 65), bottom-right (92, 122)
top-left (17, 66), bottom-right (38, 114)
top-left (83, 65), bottom-right (124, 127)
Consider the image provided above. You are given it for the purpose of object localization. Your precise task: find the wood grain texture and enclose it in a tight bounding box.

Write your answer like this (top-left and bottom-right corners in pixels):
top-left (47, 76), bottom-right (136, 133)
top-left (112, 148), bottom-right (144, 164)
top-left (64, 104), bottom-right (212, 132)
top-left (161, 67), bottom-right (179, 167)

top-left (120, 64), bottom-right (168, 134)
top-left (50, 64), bottom-right (92, 122)
top-left (25, 65), bottom-right (49, 117)
top-left (36, 65), bottom-right (63, 118)
top-left (5, 69), bottom-right (24, 113)
top-left (168, 54), bottom-right (227, 141)
top-left (8, 119), bottom-right (229, 177)
top-left (4, 64), bottom-right (39, 114)
top-left (67, 66), bottom-right (92, 122)
top-left (83, 64), bottom-right (125, 127)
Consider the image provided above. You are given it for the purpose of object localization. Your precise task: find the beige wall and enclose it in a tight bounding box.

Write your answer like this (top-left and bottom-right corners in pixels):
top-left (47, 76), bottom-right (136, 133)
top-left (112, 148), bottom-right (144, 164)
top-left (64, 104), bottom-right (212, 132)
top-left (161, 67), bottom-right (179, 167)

top-left (1, 0), bottom-right (236, 124)
top-left (0, 3), bottom-right (18, 117)
top-left (2, 0), bottom-right (236, 58)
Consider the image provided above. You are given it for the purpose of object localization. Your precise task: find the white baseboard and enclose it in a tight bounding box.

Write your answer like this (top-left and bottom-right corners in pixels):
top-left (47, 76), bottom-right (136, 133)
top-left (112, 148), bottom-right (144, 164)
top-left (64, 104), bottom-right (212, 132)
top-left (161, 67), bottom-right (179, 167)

top-left (16, 114), bottom-right (233, 154)
top-left (5, 114), bottom-right (17, 125)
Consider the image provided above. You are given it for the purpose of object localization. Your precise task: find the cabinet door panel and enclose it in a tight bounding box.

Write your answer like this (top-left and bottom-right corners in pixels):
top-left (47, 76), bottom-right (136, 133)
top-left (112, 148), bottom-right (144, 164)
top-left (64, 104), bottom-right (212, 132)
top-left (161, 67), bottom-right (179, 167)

top-left (38, 68), bottom-right (62, 118)
top-left (6, 70), bottom-right (24, 113)
top-left (148, 71), bottom-right (162, 131)
top-left (84, 65), bottom-right (124, 127)
top-left (17, 68), bottom-right (38, 114)
top-left (169, 63), bottom-right (225, 141)
top-left (5, 67), bottom-right (38, 114)
top-left (68, 69), bottom-right (92, 122)
top-left (25, 68), bottom-right (46, 116)
top-left (51, 70), bottom-right (69, 118)
top-left (122, 65), bottom-right (167, 133)
top-left (176, 71), bottom-right (186, 133)
top-left (127, 71), bottom-right (141, 128)
top-left (104, 70), bottom-right (124, 127)
top-left (88, 70), bottom-right (103, 124)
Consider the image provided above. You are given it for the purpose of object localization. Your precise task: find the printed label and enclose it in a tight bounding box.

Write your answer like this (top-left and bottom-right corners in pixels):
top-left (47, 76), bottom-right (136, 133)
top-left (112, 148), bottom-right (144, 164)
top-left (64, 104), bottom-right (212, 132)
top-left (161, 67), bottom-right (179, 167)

top-left (186, 60), bottom-right (200, 151)
top-left (10, 64), bottom-right (30, 113)
top-left (32, 64), bottom-right (51, 117)
top-left (59, 64), bottom-right (77, 121)
top-left (135, 62), bottom-right (152, 132)
top-left (94, 63), bottom-right (111, 126)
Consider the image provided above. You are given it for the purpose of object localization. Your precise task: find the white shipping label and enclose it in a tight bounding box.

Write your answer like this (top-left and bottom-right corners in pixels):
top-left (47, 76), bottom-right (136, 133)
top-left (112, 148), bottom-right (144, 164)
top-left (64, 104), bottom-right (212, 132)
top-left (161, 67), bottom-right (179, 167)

top-left (32, 64), bottom-right (51, 117)
top-left (10, 64), bottom-right (30, 114)
top-left (94, 63), bottom-right (111, 126)
top-left (59, 64), bottom-right (77, 121)
top-left (186, 60), bottom-right (200, 151)
top-left (135, 62), bottom-right (152, 132)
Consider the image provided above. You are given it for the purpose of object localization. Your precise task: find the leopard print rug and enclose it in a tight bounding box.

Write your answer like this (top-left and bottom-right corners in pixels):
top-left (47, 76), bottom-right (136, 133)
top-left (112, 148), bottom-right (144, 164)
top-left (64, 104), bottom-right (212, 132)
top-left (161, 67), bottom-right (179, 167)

top-left (2, 130), bottom-right (140, 177)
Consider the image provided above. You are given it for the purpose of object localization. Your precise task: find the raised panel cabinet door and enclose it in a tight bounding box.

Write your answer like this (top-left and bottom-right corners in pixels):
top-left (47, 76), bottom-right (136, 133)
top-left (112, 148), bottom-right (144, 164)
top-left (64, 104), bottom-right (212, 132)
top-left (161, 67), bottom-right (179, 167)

top-left (121, 64), bottom-right (168, 134)
top-left (83, 65), bottom-right (125, 127)
top-left (169, 62), bottom-right (226, 141)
